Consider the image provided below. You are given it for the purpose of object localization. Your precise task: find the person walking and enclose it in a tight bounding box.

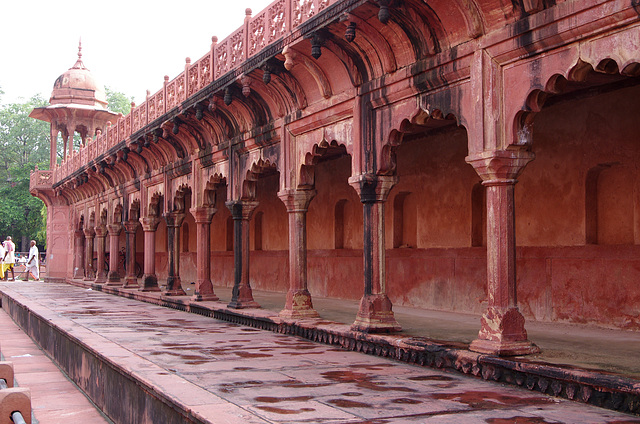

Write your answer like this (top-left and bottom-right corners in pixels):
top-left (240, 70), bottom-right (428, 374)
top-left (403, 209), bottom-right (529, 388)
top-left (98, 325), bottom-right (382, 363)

top-left (0, 239), bottom-right (5, 280)
top-left (26, 240), bottom-right (39, 281)
top-left (3, 236), bottom-right (15, 281)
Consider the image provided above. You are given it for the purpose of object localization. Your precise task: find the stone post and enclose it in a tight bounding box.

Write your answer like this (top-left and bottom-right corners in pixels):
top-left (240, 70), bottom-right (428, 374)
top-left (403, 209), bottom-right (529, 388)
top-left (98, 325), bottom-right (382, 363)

top-left (164, 212), bottom-right (186, 296)
top-left (225, 200), bottom-right (260, 309)
top-left (105, 224), bottom-right (122, 285)
top-left (348, 174), bottom-right (401, 333)
top-left (190, 207), bottom-right (219, 301)
top-left (122, 221), bottom-right (139, 288)
top-left (73, 229), bottom-right (85, 279)
top-left (466, 149), bottom-right (539, 356)
top-left (140, 217), bottom-right (161, 291)
top-left (277, 189), bottom-right (318, 318)
top-left (93, 225), bottom-right (108, 284)
top-left (83, 228), bottom-right (95, 281)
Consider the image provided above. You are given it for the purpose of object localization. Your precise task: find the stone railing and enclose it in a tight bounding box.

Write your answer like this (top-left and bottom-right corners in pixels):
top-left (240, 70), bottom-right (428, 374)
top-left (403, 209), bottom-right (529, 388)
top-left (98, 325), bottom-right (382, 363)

top-left (29, 169), bottom-right (54, 192)
top-left (52, 0), bottom-right (339, 184)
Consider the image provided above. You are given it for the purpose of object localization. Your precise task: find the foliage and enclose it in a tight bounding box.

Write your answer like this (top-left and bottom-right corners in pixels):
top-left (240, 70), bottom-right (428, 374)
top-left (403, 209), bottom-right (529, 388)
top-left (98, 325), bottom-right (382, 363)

top-left (0, 91), bottom-right (49, 250)
top-left (106, 87), bottom-right (134, 115)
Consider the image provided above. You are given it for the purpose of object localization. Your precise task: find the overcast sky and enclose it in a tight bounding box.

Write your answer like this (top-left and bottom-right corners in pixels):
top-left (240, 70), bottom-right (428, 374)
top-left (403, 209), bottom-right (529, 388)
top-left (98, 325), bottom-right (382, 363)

top-left (1, 0), bottom-right (273, 105)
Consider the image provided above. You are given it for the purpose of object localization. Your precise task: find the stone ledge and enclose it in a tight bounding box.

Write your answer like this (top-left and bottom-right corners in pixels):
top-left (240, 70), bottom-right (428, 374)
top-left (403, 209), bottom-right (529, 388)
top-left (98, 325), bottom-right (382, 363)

top-left (61, 279), bottom-right (640, 416)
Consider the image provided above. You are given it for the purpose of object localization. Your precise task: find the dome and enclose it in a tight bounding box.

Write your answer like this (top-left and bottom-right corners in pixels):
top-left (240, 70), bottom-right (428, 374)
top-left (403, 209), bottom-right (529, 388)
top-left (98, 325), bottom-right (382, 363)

top-left (50, 42), bottom-right (108, 109)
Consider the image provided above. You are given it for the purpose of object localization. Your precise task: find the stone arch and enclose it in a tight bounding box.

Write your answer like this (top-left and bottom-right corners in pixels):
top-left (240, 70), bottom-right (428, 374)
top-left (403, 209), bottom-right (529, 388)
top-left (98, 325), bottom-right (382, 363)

top-left (242, 158), bottom-right (278, 200)
top-left (300, 139), bottom-right (349, 189)
top-left (513, 53), bottom-right (640, 147)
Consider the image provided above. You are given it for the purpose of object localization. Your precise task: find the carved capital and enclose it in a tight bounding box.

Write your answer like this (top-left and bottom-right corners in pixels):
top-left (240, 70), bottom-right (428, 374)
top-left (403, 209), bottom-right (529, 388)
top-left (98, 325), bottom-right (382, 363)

top-left (466, 149), bottom-right (535, 186)
top-left (277, 189), bottom-right (317, 213)
top-left (123, 221), bottom-right (139, 233)
top-left (164, 212), bottom-right (185, 228)
top-left (83, 227), bottom-right (95, 238)
top-left (107, 223), bottom-right (122, 236)
top-left (348, 174), bottom-right (398, 203)
top-left (225, 200), bottom-right (259, 221)
top-left (189, 206), bottom-right (217, 223)
top-left (140, 216), bottom-right (160, 232)
top-left (93, 225), bottom-right (108, 238)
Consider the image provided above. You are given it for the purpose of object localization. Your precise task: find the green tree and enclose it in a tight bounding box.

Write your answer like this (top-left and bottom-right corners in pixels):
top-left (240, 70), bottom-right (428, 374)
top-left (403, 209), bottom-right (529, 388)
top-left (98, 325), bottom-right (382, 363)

top-left (0, 93), bottom-right (50, 251)
top-left (105, 87), bottom-right (133, 115)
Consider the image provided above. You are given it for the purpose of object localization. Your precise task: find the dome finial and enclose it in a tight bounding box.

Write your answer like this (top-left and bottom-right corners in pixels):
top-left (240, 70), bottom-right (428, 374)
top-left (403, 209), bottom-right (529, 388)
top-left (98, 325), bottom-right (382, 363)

top-left (78, 38), bottom-right (82, 59)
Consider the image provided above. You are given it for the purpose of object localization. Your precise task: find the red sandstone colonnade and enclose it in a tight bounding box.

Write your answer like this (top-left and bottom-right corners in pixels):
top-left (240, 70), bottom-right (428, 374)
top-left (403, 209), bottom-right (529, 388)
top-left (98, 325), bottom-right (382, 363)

top-left (30, 0), bottom-right (640, 356)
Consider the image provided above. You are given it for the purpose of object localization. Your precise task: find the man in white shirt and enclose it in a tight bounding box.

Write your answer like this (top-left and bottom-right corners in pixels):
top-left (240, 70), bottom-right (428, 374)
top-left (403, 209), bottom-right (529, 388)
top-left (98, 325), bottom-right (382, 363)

top-left (2, 236), bottom-right (15, 281)
top-left (26, 240), bottom-right (39, 281)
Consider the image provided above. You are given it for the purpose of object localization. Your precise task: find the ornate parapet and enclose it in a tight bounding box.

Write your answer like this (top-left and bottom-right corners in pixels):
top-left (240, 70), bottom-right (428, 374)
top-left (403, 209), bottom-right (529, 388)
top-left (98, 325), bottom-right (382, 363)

top-left (29, 169), bottom-right (54, 193)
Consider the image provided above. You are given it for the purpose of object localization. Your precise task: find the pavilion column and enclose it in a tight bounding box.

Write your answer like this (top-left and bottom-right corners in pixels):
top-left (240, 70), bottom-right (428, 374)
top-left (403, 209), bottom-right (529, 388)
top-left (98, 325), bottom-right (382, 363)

top-left (83, 228), bottom-right (95, 281)
top-left (50, 126), bottom-right (58, 169)
top-left (73, 229), bottom-right (85, 279)
top-left (105, 223), bottom-right (122, 285)
top-left (93, 225), bottom-right (108, 284)
top-left (122, 221), bottom-right (139, 288)
top-left (277, 189), bottom-right (318, 318)
top-left (140, 217), bottom-right (161, 292)
top-left (348, 174), bottom-right (401, 333)
top-left (225, 200), bottom-right (260, 309)
top-left (190, 207), bottom-right (219, 301)
top-left (466, 149), bottom-right (539, 356)
top-left (164, 212), bottom-right (186, 296)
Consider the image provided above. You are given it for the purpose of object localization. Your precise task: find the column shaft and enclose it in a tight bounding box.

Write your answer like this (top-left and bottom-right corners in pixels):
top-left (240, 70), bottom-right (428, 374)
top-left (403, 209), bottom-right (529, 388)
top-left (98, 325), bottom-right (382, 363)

top-left (83, 229), bottom-right (95, 281)
top-left (278, 189), bottom-right (318, 318)
top-left (105, 224), bottom-right (122, 285)
top-left (122, 222), bottom-right (138, 288)
top-left (190, 207), bottom-right (218, 301)
top-left (94, 226), bottom-right (107, 284)
top-left (73, 230), bottom-right (85, 279)
top-left (466, 149), bottom-right (539, 356)
top-left (226, 201), bottom-right (260, 309)
top-left (140, 217), bottom-right (160, 291)
top-left (164, 212), bottom-right (186, 296)
top-left (348, 174), bottom-right (401, 333)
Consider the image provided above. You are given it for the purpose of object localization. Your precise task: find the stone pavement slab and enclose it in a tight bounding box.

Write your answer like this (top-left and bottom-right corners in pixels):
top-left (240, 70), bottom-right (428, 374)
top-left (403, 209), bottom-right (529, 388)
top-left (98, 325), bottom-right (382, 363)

top-left (0, 304), bottom-right (111, 424)
top-left (1, 281), bottom-right (639, 423)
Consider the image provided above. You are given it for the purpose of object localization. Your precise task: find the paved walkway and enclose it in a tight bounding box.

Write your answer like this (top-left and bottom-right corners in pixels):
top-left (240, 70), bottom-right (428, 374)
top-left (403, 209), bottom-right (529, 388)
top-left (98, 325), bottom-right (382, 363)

top-left (1, 281), bottom-right (639, 423)
top-left (0, 304), bottom-right (111, 423)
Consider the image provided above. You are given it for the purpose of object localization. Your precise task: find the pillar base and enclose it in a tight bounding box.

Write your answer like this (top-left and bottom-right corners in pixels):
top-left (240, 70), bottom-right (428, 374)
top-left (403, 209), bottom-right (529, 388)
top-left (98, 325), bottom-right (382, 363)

top-left (279, 290), bottom-right (319, 318)
top-left (350, 294), bottom-right (401, 333)
top-left (140, 274), bottom-right (161, 292)
top-left (122, 277), bottom-right (138, 289)
top-left (104, 271), bottom-right (121, 286)
top-left (469, 338), bottom-right (540, 356)
top-left (73, 268), bottom-right (84, 279)
top-left (83, 274), bottom-right (95, 282)
top-left (192, 293), bottom-right (219, 302)
top-left (95, 275), bottom-right (107, 285)
top-left (228, 285), bottom-right (260, 309)
top-left (469, 306), bottom-right (539, 356)
top-left (164, 276), bottom-right (186, 296)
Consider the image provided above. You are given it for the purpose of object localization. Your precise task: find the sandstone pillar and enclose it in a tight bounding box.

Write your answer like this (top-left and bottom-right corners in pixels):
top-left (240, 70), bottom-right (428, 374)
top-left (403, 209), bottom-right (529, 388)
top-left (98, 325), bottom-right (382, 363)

top-left (190, 207), bottom-right (219, 301)
top-left (105, 224), bottom-right (122, 285)
top-left (348, 174), bottom-right (401, 333)
top-left (73, 229), bottom-right (85, 279)
top-left (140, 217), bottom-right (161, 291)
top-left (277, 189), bottom-right (318, 318)
top-left (93, 225), bottom-right (108, 284)
top-left (122, 221), bottom-right (139, 288)
top-left (466, 149), bottom-right (539, 356)
top-left (83, 228), bottom-right (95, 281)
top-left (164, 212), bottom-right (186, 296)
top-left (225, 200), bottom-right (260, 309)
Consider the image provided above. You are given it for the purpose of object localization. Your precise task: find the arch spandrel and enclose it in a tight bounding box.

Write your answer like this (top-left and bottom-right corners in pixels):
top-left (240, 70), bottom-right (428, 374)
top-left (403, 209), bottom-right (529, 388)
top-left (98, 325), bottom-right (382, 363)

top-left (366, 88), bottom-right (471, 176)
top-left (506, 25), bottom-right (640, 148)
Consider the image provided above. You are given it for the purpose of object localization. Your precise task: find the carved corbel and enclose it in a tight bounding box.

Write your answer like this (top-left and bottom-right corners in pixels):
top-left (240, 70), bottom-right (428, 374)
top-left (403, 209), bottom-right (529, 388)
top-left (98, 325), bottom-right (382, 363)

top-left (240, 74), bottom-right (252, 97)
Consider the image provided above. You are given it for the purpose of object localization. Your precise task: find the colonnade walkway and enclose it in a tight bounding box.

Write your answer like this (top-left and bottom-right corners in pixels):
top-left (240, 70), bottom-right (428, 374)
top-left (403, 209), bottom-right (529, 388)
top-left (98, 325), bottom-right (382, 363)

top-left (1, 280), bottom-right (639, 423)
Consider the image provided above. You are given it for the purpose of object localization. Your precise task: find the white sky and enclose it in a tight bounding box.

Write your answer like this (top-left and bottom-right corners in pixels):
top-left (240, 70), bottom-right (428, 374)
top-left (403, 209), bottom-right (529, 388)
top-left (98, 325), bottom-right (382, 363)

top-left (0, 0), bottom-right (273, 105)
